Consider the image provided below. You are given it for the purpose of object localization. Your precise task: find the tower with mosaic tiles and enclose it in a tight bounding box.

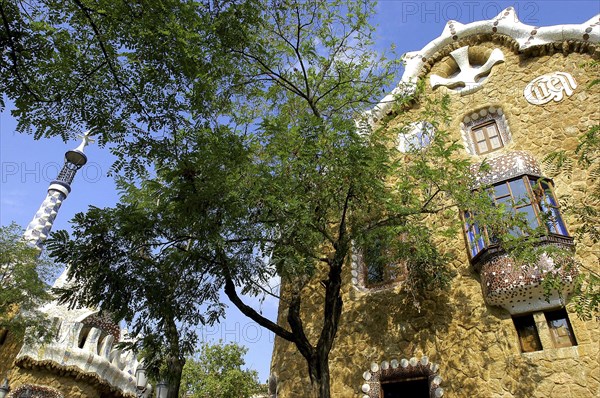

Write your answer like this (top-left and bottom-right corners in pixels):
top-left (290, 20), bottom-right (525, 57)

top-left (0, 133), bottom-right (148, 398)
top-left (269, 9), bottom-right (599, 398)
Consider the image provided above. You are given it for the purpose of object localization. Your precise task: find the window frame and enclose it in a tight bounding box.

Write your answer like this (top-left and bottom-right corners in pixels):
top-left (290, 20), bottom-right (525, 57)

top-left (512, 314), bottom-right (543, 353)
top-left (361, 250), bottom-right (407, 289)
top-left (545, 308), bottom-right (577, 348)
top-left (461, 107), bottom-right (512, 156)
top-left (512, 308), bottom-right (577, 353)
top-left (358, 233), bottom-right (408, 289)
top-left (471, 120), bottom-right (504, 155)
top-left (462, 175), bottom-right (571, 262)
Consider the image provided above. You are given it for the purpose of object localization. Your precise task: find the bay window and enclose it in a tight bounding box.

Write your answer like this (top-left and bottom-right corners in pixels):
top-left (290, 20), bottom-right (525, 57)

top-left (463, 175), bottom-right (570, 261)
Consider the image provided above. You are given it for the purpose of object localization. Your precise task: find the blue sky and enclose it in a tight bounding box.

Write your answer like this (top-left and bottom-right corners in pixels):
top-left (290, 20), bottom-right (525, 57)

top-left (1, 0), bottom-right (598, 383)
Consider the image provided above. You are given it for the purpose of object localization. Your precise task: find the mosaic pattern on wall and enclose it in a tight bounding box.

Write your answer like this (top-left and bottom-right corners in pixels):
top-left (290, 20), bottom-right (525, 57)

top-left (82, 313), bottom-right (121, 343)
top-left (7, 384), bottom-right (64, 398)
top-left (359, 356), bottom-right (444, 398)
top-left (480, 251), bottom-right (578, 314)
top-left (470, 151), bottom-right (542, 188)
top-left (22, 190), bottom-right (67, 250)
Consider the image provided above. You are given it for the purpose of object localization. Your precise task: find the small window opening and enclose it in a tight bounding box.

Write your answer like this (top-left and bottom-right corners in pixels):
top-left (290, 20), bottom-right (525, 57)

top-left (545, 308), bottom-right (577, 348)
top-left (513, 314), bottom-right (542, 353)
top-left (382, 377), bottom-right (430, 398)
top-left (361, 238), bottom-right (406, 288)
top-left (78, 326), bottom-right (92, 349)
top-left (471, 120), bottom-right (503, 155)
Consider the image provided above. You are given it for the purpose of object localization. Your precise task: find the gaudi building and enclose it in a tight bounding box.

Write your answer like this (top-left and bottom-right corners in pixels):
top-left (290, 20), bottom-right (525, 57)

top-left (270, 8), bottom-right (599, 398)
top-left (0, 135), bottom-right (147, 398)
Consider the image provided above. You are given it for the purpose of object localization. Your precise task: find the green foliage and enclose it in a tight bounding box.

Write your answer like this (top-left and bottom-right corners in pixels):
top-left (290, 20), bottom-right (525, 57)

top-left (0, 0), bottom-right (261, 177)
top-left (542, 60), bottom-right (600, 320)
top-left (570, 272), bottom-right (600, 322)
top-left (179, 342), bottom-right (262, 398)
top-left (0, 223), bottom-right (57, 343)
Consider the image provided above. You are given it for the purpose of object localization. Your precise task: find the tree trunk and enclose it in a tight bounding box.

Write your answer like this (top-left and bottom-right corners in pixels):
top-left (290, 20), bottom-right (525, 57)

top-left (306, 354), bottom-right (331, 398)
top-left (165, 314), bottom-right (185, 398)
top-left (166, 355), bottom-right (185, 398)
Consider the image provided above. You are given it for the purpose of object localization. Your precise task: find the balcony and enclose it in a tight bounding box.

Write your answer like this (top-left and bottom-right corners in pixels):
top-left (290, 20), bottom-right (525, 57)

top-left (464, 151), bottom-right (578, 314)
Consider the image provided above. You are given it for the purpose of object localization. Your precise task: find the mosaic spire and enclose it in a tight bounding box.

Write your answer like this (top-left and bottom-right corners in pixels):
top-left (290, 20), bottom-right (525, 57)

top-left (23, 129), bottom-right (95, 250)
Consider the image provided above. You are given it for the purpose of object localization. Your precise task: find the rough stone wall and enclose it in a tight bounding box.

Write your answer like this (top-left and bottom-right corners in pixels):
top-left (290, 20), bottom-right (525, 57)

top-left (270, 40), bottom-right (599, 397)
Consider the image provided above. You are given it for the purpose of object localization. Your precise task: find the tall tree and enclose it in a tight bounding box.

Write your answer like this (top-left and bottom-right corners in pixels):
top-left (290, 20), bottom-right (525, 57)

top-left (0, 0), bottom-right (260, 175)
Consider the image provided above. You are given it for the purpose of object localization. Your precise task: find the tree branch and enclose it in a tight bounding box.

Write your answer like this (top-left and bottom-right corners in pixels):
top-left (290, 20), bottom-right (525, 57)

top-left (219, 254), bottom-right (296, 342)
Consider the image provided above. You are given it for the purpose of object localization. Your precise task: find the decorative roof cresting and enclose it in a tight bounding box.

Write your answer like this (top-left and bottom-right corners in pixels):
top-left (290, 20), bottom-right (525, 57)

top-left (364, 8), bottom-right (599, 125)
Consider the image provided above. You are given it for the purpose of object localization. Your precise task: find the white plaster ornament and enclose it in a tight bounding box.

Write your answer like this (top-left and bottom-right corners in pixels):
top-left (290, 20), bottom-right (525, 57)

top-left (74, 127), bottom-right (97, 153)
top-left (430, 46), bottom-right (505, 94)
top-left (524, 72), bottom-right (577, 105)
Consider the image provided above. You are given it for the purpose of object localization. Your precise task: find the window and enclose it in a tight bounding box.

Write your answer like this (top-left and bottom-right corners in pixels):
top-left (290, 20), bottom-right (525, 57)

top-left (78, 326), bottom-right (92, 349)
top-left (398, 121), bottom-right (435, 152)
top-left (461, 107), bottom-right (512, 156)
top-left (512, 309), bottom-right (576, 353)
top-left (359, 233), bottom-right (407, 289)
top-left (513, 314), bottom-right (542, 352)
top-left (545, 308), bottom-right (577, 348)
top-left (463, 176), bottom-right (569, 260)
top-left (362, 240), bottom-right (406, 288)
top-left (471, 121), bottom-right (503, 155)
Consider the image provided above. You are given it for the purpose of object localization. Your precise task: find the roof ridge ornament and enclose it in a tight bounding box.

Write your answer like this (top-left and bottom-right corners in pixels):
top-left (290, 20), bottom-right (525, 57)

top-left (74, 127), bottom-right (97, 154)
top-left (364, 8), bottom-right (599, 126)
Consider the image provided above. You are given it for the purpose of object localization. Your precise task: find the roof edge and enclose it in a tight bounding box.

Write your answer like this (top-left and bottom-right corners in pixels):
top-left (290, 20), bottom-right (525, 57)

top-left (365, 8), bottom-right (599, 125)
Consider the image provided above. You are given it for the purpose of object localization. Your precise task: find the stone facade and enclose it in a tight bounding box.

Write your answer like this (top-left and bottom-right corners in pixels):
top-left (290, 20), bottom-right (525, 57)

top-left (271, 10), bottom-right (599, 398)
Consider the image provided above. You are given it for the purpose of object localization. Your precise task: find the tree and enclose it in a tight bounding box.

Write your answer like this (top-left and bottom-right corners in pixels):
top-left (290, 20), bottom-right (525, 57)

top-left (48, 132), bottom-right (248, 397)
top-left (10, 1), bottom-right (529, 398)
top-left (0, 223), bottom-right (57, 343)
top-left (0, 0), bottom-right (261, 175)
top-left (179, 341), bottom-right (262, 398)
